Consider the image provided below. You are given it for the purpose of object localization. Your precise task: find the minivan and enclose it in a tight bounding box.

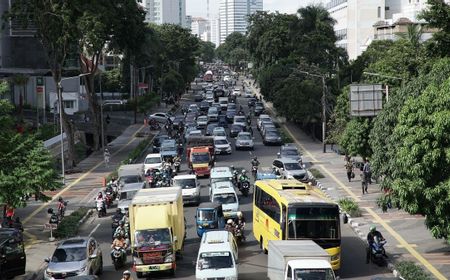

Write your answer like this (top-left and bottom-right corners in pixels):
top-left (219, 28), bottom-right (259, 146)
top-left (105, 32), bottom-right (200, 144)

top-left (210, 186), bottom-right (239, 219)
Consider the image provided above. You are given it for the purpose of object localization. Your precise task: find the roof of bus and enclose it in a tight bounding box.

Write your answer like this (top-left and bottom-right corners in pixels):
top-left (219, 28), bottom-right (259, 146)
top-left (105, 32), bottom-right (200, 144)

top-left (255, 179), bottom-right (333, 205)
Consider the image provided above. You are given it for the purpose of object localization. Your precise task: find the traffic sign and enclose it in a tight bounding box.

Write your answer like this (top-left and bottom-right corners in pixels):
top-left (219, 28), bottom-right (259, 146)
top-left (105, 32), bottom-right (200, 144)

top-left (36, 86), bottom-right (44, 94)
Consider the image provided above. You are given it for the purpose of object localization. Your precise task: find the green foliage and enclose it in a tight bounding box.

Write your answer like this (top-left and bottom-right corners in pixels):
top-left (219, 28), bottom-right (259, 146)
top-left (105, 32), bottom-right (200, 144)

top-left (197, 41), bottom-right (216, 63)
top-left (339, 118), bottom-right (371, 158)
top-left (55, 207), bottom-right (90, 239)
top-left (279, 127), bottom-right (293, 144)
top-left (327, 86), bottom-right (350, 144)
top-left (98, 68), bottom-right (124, 93)
top-left (216, 32), bottom-right (248, 67)
top-left (420, 0), bottom-right (450, 57)
top-left (134, 93), bottom-right (160, 114)
top-left (338, 197), bottom-right (361, 217)
top-left (395, 261), bottom-right (431, 280)
top-left (35, 124), bottom-right (59, 141)
top-left (161, 69), bottom-right (185, 98)
top-left (389, 76), bottom-right (450, 239)
top-left (309, 168), bottom-right (325, 179)
top-left (257, 61), bottom-right (295, 102)
top-left (0, 80), bottom-right (9, 97)
top-left (123, 137), bottom-right (152, 164)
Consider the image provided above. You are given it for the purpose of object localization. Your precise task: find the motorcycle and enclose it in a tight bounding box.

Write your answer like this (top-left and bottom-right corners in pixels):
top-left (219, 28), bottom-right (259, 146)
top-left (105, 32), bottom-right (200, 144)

top-left (234, 224), bottom-right (245, 244)
top-left (240, 181), bottom-right (250, 197)
top-left (111, 246), bottom-right (126, 270)
top-left (57, 200), bottom-right (68, 218)
top-left (369, 237), bottom-right (387, 266)
top-left (111, 216), bottom-right (123, 239)
top-left (96, 200), bottom-right (107, 218)
top-left (47, 208), bottom-right (61, 225)
top-left (105, 192), bottom-right (113, 208)
top-left (173, 159), bottom-right (181, 174)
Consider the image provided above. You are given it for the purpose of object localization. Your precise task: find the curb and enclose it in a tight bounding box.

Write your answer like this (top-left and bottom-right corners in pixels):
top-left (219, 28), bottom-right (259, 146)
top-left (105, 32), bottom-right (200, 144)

top-left (78, 209), bottom-right (94, 226)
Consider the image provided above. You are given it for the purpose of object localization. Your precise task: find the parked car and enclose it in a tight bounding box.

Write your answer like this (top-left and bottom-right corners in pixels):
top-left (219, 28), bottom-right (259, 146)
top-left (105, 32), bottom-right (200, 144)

top-left (272, 158), bottom-right (308, 182)
top-left (148, 112), bottom-right (173, 124)
top-left (230, 124), bottom-right (244, 138)
top-left (254, 102), bottom-right (265, 116)
top-left (235, 132), bottom-right (254, 150)
top-left (263, 130), bottom-right (283, 146)
top-left (44, 237), bottom-right (103, 280)
top-left (214, 136), bottom-right (232, 155)
top-left (278, 143), bottom-right (302, 163)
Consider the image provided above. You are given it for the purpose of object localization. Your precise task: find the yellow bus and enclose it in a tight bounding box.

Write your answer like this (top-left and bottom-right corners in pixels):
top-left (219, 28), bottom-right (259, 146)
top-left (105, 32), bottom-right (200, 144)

top-left (252, 179), bottom-right (344, 271)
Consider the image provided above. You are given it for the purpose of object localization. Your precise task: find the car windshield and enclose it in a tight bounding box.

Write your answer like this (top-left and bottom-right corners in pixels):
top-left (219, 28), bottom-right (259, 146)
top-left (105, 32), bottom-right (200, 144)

top-left (294, 269), bottom-right (335, 280)
top-left (197, 209), bottom-right (215, 221)
top-left (238, 134), bottom-right (251, 140)
top-left (215, 139), bottom-right (228, 145)
top-left (161, 146), bottom-right (175, 152)
top-left (232, 125), bottom-right (243, 131)
top-left (284, 163), bottom-right (302, 170)
top-left (145, 157), bottom-right (161, 164)
top-left (192, 153), bottom-right (210, 163)
top-left (266, 131), bottom-right (279, 137)
top-left (213, 193), bottom-right (237, 204)
top-left (214, 131), bottom-right (226, 137)
top-left (228, 104), bottom-right (236, 110)
top-left (51, 247), bottom-right (86, 263)
top-left (173, 179), bottom-right (196, 189)
top-left (120, 190), bottom-right (138, 200)
top-left (119, 175), bottom-right (140, 184)
top-left (283, 149), bottom-right (299, 156)
top-left (198, 117), bottom-right (207, 122)
top-left (134, 229), bottom-right (171, 247)
top-left (198, 251), bottom-right (233, 270)
top-left (208, 108), bottom-right (218, 113)
top-left (235, 117), bottom-right (245, 122)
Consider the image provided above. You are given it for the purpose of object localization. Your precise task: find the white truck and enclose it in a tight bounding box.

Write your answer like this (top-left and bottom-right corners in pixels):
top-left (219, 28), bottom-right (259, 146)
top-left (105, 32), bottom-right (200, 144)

top-left (267, 240), bottom-right (337, 280)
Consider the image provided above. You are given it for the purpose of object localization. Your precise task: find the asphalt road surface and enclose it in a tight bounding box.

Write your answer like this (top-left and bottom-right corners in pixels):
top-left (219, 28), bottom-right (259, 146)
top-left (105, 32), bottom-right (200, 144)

top-left (76, 89), bottom-right (395, 280)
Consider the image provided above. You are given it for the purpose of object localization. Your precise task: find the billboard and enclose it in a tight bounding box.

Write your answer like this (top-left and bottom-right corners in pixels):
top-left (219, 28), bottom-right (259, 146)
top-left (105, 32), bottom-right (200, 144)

top-left (350, 84), bottom-right (383, 117)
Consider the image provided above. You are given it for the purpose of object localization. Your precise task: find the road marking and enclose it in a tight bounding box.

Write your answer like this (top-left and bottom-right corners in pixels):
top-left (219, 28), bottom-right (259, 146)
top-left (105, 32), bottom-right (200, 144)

top-left (282, 123), bottom-right (447, 280)
top-left (89, 224), bottom-right (100, 237)
top-left (397, 244), bottom-right (418, 248)
top-left (23, 124), bottom-right (145, 225)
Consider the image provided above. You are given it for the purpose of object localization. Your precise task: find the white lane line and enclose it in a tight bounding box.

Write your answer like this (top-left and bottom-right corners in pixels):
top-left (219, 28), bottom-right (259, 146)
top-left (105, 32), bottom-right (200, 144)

top-left (89, 224), bottom-right (100, 237)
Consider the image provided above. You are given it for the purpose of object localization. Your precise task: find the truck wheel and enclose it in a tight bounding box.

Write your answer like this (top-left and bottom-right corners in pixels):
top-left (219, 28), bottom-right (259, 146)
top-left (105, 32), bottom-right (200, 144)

top-left (136, 272), bottom-right (144, 278)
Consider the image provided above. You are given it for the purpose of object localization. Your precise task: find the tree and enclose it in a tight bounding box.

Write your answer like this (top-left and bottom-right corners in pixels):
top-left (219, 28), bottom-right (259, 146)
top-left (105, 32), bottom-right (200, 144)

top-left (339, 118), bottom-right (372, 158)
top-left (327, 86), bottom-right (351, 144)
top-left (420, 0), bottom-right (450, 57)
top-left (161, 69), bottom-right (184, 99)
top-left (388, 76), bottom-right (450, 239)
top-left (216, 32), bottom-right (248, 67)
top-left (197, 41), bottom-right (215, 63)
top-left (0, 100), bottom-right (61, 207)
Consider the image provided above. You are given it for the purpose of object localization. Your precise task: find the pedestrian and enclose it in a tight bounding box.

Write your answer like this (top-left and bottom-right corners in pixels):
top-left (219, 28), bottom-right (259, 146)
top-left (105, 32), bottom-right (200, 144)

top-left (361, 171), bottom-right (368, 194)
top-left (345, 159), bottom-right (354, 182)
top-left (104, 148), bottom-right (111, 168)
top-left (363, 159), bottom-right (372, 184)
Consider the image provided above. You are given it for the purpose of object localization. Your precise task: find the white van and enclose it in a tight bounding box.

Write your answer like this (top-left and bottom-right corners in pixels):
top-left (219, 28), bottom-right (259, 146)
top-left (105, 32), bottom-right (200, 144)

top-left (172, 174), bottom-right (200, 205)
top-left (210, 186), bottom-right (239, 219)
top-left (210, 167), bottom-right (233, 185)
top-left (209, 181), bottom-right (234, 197)
top-left (196, 230), bottom-right (239, 280)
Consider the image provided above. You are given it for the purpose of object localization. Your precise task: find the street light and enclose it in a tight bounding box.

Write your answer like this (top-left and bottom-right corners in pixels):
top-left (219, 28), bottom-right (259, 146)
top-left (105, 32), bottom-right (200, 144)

top-left (362, 72), bottom-right (403, 103)
top-left (132, 65), bottom-right (153, 124)
top-left (57, 73), bottom-right (89, 184)
top-left (100, 100), bottom-right (123, 150)
top-left (295, 70), bottom-right (327, 153)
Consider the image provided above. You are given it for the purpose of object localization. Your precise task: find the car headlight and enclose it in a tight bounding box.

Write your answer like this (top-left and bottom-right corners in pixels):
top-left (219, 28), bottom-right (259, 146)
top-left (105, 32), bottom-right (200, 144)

top-left (286, 174), bottom-right (294, 179)
top-left (164, 253), bottom-right (175, 263)
top-left (277, 137), bottom-right (282, 141)
top-left (134, 256), bottom-right (143, 265)
top-left (225, 277), bottom-right (237, 280)
top-left (45, 270), bottom-right (53, 277)
top-left (330, 253), bottom-right (340, 261)
top-left (76, 266), bottom-right (87, 274)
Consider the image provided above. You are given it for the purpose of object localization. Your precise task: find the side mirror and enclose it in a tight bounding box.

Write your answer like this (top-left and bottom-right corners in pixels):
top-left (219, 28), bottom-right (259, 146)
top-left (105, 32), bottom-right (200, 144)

top-left (342, 214), bottom-right (348, 224)
top-left (277, 152), bottom-right (280, 157)
top-left (44, 257), bottom-right (50, 263)
top-left (89, 254), bottom-right (97, 259)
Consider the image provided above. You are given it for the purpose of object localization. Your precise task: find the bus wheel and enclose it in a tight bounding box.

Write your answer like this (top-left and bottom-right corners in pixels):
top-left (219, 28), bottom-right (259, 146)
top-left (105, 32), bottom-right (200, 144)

top-left (260, 237), bottom-right (268, 254)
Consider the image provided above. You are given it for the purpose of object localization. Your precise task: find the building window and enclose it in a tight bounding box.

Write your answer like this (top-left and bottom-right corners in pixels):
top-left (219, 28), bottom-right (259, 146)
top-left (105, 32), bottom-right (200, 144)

top-left (63, 100), bottom-right (75, 109)
top-left (377, 6), bottom-right (381, 18)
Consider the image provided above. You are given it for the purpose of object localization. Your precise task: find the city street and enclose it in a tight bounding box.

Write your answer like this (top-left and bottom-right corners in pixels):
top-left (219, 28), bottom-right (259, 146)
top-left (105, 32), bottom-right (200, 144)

top-left (76, 91), bottom-right (394, 280)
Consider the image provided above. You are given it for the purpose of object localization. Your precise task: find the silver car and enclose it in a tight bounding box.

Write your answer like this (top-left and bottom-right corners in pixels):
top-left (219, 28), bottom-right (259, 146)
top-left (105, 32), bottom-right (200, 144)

top-left (235, 132), bottom-right (254, 150)
top-left (272, 158), bottom-right (309, 182)
top-left (44, 237), bottom-right (103, 280)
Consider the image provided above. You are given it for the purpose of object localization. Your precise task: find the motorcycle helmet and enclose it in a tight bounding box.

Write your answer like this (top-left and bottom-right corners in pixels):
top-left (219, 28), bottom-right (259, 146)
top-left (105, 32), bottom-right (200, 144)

top-left (123, 270), bottom-right (131, 276)
top-left (227, 219), bottom-right (234, 225)
top-left (237, 212), bottom-right (243, 219)
top-left (116, 209), bottom-right (122, 214)
top-left (369, 225), bottom-right (376, 232)
top-left (119, 221), bottom-right (125, 226)
top-left (114, 233), bottom-right (122, 239)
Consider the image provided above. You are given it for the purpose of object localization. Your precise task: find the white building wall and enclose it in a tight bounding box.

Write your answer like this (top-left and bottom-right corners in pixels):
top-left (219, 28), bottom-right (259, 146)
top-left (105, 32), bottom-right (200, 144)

top-left (141, 0), bottom-right (186, 26)
top-left (210, 16), bottom-right (221, 47)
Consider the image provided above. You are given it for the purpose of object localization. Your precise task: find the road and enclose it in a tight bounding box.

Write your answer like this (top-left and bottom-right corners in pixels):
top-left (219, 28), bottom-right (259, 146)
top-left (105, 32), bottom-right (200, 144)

top-left (76, 87), bottom-right (395, 280)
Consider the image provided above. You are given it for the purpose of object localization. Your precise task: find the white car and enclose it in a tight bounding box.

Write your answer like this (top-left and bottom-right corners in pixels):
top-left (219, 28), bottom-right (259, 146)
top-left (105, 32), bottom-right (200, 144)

top-left (214, 136), bottom-right (232, 154)
top-left (235, 132), bottom-right (254, 150)
top-left (212, 127), bottom-right (227, 138)
top-left (233, 115), bottom-right (246, 127)
top-left (148, 112), bottom-right (173, 124)
top-left (232, 89), bottom-right (240, 96)
top-left (173, 174), bottom-right (200, 205)
top-left (196, 116), bottom-right (208, 129)
top-left (208, 107), bottom-right (219, 122)
top-left (144, 153), bottom-right (163, 172)
top-left (188, 129), bottom-right (203, 138)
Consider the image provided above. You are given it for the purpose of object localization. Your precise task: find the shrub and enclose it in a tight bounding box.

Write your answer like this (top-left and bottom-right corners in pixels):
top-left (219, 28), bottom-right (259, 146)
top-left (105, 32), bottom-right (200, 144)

top-left (35, 124), bottom-right (59, 141)
top-left (395, 261), bottom-right (431, 280)
top-left (54, 207), bottom-right (89, 238)
top-left (309, 168), bottom-right (325, 179)
top-left (122, 137), bottom-right (152, 164)
top-left (338, 197), bottom-right (362, 217)
top-left (279, 127), bottom-right (293, 143)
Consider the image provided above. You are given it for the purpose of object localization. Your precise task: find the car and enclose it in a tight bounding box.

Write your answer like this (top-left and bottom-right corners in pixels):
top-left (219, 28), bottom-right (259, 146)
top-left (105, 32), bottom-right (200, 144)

top-left (188, 129), bottom-right (203, 138)
top-left (235, 132), bottom-right (254, 150)
top-left (0, 228), bottom-right (26, 279)
top-left (214, 136), bottom-right (232, 154)
top-left (160, 139), bottom-right (178, 160)
top-left (207, 107), bottom-right (219, 122)
top-left (233, 115), bottom-right (246, 127)
top-left (227, 103), bottom-right (237, 111)
top-left (152, 134), bottom-right (170, 152)
top-left (44, 237), bottom-right (103, 280)
top-left (148, 112), bottom-right (173, 124)
top-left (232, 89), bottom-right (241, 96)
top-left (206, 122), bottom-right (219, 136)
top-left (199, 101), bottom-right (210, 113)
top-left (260, 123), bottom-right (277, 136)
top-left (184, 125), bottom-right (197, 139)
top-left (206, 96), bottom-right (214, 106)
top-left (212, 127), bottom-right (227, 138)
top-left (118, 182), bottom-right (146, 213)
top-left (172, 115), bottom-right (185, 130)
top-left (278, 144), bottom-right (303, 163)
top-left (218, 114), bottom-right (228, 128)
top-left (173, 174), bottom-right (200, 205)
top-left (185, 115), bottom-right (197, 127)
top-left (226, 109), bottom-right (237, 123)
top-left (263, 130), bottom-right (283, 145)
top-left (259, 120), bottom-right (275, 133)
top-left (196, 115), bottom-right (209, 129)
top-left (244, 90), bottom-right (253, 98)
top-left (254, 102), bottom-right (265, 116)
top-left (230, 124), bottom-right (244, 138)
top-left (210, 186), bottom-right (239, 219)
top-left (189, 103), bottom-right (200, 111)
top-left (144, 153), bottom-right (163, 172)
top-left (194, 93), bottom-right (203, 102)
top-left (257, 115), bottom-right (272, 130)
top-left (247, 98), bottom-right (257, 107)
top-left (272, 158), bottom-right (309, 182)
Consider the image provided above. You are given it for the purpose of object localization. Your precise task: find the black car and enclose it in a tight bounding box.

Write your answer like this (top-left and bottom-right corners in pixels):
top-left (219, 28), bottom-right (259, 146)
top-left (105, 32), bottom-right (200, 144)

top-left (218, 115), bottom-right (228, 128)
top-left (248, 98), bottom-right (257, 107)
top-left (172, 115), bottom-right (185, 130)
top-left (226, 109), bottom-right (237, 123)
top-left (230, 124), bottom-right (245, 137)
top-left (199, 101), bottom-right (210, 113)
top-left (206, 122), bottom-right (219, 136)
top-left (152, 134), bottom-right (170, 152)
top-left (0, 228), bottom-right (26, 279)
top-left (194, 93), bottom-right (203, 102)
top-left (263, 130), bottom-right (283, 145)
top-left (254, 102), bottom-right (265, 116)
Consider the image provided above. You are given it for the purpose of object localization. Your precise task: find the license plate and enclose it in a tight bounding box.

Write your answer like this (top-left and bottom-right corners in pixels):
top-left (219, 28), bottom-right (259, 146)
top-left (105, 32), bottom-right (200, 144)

top-left (203, 223), bottom-right (209, 226)
top-left (148, 265), bottom-right (160, 271)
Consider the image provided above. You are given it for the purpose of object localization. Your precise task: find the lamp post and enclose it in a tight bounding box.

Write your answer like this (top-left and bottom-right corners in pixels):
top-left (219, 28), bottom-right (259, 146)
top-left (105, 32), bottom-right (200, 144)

top-left (57, 73), bottom-right (89, 184)
top-left (295, 70), bottom-right (327, 153)
top-left (133, 65), bottom-right (153, 124)
top-left (362, 72), bottom-right (403, 103)
top-left (100, 100), bottom-right (123, 150)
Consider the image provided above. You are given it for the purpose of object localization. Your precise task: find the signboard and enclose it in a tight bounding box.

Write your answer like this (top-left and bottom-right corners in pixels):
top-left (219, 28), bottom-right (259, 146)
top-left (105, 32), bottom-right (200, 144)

top-left (36, 86), bottom-right (44, 94)
top-left (138, 82), bottom-right (148, 89)
top-left (350, 84), bottom-right (383, 117)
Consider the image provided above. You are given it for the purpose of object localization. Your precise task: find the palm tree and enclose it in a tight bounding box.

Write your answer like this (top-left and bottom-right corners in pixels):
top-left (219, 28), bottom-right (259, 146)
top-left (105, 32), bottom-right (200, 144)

top-left (397, 24), bottom-right (423, 48)
top-left (296, 5), bottom-right (336, 35)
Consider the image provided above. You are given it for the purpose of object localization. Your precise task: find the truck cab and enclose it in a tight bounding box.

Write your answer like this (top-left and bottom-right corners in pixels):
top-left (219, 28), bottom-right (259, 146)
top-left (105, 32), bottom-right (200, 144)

top-left (285, 259), bottom-right (336, 280)
top-left (189, 147), bottom-right (213, 177)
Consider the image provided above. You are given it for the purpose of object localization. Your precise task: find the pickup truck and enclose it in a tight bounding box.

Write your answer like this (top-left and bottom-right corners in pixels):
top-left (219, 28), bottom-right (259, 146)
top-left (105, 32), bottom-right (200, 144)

top-left (186, 136), bottom-right (215, 177)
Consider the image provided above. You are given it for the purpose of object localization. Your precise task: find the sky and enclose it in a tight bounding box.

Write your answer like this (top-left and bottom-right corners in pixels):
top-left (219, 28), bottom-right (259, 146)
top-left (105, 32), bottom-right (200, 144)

top-left (186, 0), bottom-right (325, 18)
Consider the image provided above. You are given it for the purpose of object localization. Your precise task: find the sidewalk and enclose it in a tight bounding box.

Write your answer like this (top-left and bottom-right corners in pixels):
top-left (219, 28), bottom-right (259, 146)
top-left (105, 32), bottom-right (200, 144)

top-left (244, 78), bottom-right (450, 279)
top-left (15, 105), bottom-right (170, 280)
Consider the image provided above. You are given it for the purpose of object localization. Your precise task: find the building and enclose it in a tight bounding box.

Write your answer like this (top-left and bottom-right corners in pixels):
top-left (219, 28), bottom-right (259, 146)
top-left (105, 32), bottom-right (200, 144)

top-left (210, 16), bottom-right (221, 47)
top-left (219, 0), bottom-right (263, 44)
top-left (185, 15), bottom-right (193, 30)
top-left (139, 0), bottom-right (187, 27)
top-left (191, 17), bottom-right (209, 39)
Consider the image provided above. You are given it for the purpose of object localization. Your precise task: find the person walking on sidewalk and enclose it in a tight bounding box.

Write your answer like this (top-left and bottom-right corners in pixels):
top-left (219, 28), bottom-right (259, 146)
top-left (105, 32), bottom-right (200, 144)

top-left (363, 159), bottom-right (372, 184)
top-left (104, 148), bottom-right (111, 167)
top-left (361, 171), bottom-right (368, 194)
top-left (345, 159), bottom-right (354, 182)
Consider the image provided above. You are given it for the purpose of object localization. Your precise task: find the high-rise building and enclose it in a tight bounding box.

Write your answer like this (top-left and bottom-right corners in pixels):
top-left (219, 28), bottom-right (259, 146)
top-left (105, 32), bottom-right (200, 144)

top-left (191, 17), bottom-right (209, 38)
top-left (219, 0), bottom-right (263, 44)
top-left (139, 0), bottom-right (187, 27)
top-left (210, 16), bottom-right (221, 47)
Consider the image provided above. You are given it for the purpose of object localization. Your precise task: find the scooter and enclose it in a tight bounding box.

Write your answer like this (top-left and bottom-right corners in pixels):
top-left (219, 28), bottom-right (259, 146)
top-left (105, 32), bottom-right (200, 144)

top-left (369, 237), bottom-right (387, 266)
top-left (111, 246), bottom-right (126, 270)
top-left (240, 181), bottom-right (250, 197)
top-left (251, 165), bottom-right (258, 180)
top-left (173, 159), bottom-right (181, 174)
top-left (96, 200), bottom-right (106, 218)
top-left (105, 192), bottom-right (113, 208)
top-left (234, 224), bottom-right (245, 244)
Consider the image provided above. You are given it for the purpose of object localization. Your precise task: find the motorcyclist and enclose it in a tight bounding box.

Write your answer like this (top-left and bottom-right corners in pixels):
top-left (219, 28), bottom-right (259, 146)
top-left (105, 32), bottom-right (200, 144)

top-left (114, 221), bottom-right (127, 238)
top-left (57, 197), bottom-right (66, 217)
top-left (234, 212), bottom-right (246, 241)
top-left (366, 225), bottom-right (386, 263)
top-left (94, 192), bottom-right (106, 214)
top-left (238, 170), bottom-right (250, 190)
top-left (111, 233), bottom-right (127, 262)
top-left (112, 209), bottom-right (124, 224)
top-left (225, 219), bottom-right (236, 235)
top-left (121, 270), bottom-right (133, 280)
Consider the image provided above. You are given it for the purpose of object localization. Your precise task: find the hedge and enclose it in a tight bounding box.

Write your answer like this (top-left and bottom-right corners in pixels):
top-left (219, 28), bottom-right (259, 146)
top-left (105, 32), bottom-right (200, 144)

top-left (54, 207), bottom-right (89, 239)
